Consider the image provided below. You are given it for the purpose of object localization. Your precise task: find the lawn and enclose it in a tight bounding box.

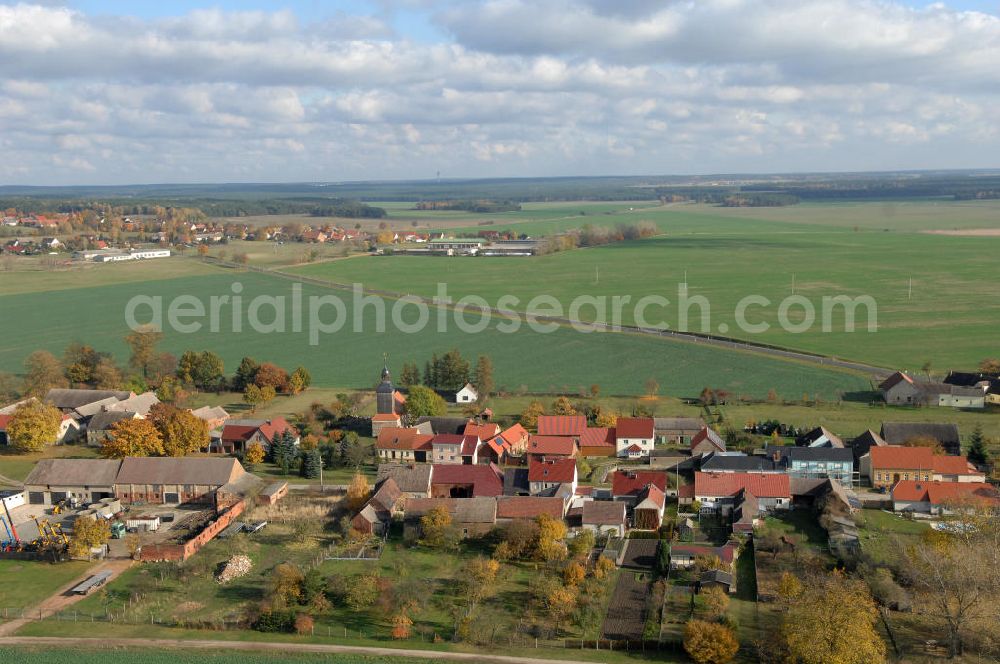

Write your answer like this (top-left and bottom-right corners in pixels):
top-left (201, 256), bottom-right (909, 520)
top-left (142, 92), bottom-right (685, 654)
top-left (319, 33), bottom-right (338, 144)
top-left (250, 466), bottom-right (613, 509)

top-left (0, 266), bottom-right (870, 400)
top-left (854, 509), bottom-right (930, 566)
top-left (291, 200), bottom-right (1000, 370)
top-left (0, 559), bottom-right (94, 611)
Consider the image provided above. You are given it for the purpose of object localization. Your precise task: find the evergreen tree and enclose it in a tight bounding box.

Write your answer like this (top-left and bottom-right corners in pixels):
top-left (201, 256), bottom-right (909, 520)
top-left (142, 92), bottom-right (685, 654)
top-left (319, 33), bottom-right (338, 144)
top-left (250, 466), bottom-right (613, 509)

top-left (271, 431), bottom-right (299, 474)
top-left (300, 448), bottom-right (323, 479)
top-left (234, 356), bottom-right (260, 391)
top-left (967, 426), bottom-right (988, 466)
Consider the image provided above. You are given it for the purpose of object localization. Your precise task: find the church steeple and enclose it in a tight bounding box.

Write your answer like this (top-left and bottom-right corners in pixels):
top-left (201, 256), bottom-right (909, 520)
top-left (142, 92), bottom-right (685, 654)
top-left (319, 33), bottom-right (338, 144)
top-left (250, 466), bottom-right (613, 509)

top-left (376, 354), bottom-right (396, 414)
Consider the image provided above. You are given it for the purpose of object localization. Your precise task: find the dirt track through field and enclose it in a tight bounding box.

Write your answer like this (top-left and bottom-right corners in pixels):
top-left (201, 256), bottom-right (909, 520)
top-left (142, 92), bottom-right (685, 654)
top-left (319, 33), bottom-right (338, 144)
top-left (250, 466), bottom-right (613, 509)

top-left (0, 635), bottom-right (598, 664)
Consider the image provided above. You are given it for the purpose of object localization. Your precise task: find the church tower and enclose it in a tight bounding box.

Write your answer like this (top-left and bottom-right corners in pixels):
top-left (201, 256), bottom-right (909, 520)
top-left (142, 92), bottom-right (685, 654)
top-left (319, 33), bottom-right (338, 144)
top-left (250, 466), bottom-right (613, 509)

top-left (376, 358), bottom-right (395, 415)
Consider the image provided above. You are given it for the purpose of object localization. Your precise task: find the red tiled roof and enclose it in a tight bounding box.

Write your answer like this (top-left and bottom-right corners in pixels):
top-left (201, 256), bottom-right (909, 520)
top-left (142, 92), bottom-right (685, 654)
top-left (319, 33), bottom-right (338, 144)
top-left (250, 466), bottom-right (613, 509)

top-left (616, 417), bottom-right (654, 439)
top-left (892, 480), bottom-right (1000, 505)
top-left (678, 484), bottom-right (695, 499)
top-left (528, 457), bottom-right (577, 484)
top-left (464, 422), bottom-right (500, 440)
top-left (580, 427), bottom-right (615, 448)
top-left (460, 434), bottom-right (479, 457)
top-left (430, 463), bottom-right (503, 497)
top-left (496, 496), bottom-right (565, 520)
top-left (372, 413), bottom-right (401, 422)
top-left (376, 427), bottom-right (433, 451)
top-left (537, 415), bottom-right (587, 436)
top-left (220, 417), bottom-right (296, 444)
top-left (932, 455), bottom-right (980, 476)
top-left (481, 437), bottom-right (506, 457)
top-left (432, 433), bottom-right (465, 446)
top-left (691, 426), bottom-right (726, 452)
top-left (528, 435), bottom-right (577, 456)
top-left (612, 470), bottom-right (668, 497)
top-left (624, 444), bottom-right (643, 453)
top-left (870, 445), bottom-right (935, 470)
top-left (500, 423), bottom-right (528, 443)
top-left (637, 484), bottom-right (666, 509)
top-left (693, 471), bottom-right (790, 499)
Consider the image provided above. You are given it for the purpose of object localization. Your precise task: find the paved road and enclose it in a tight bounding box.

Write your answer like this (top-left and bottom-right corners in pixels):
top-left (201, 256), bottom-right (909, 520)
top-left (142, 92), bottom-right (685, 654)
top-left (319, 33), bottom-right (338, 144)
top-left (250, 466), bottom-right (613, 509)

top-left (0, 558), bottom-right (133, 637)
top-left (0, 636), bottom-right (598, 664)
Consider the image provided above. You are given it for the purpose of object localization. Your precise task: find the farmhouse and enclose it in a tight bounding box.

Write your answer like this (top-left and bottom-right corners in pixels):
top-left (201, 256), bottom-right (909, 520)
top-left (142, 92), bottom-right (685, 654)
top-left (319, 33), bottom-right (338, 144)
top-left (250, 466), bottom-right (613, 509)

top-left (352, 478), bottom-right (403, 536)
top-left (654, 417), bottom-right (705, 445)
top-left (536, 415), bottom-right (586, 437)
top-left (23, 457), bottom-right (258, 509)
top-left (454, 383), bottom-right (479, 404)
top-left (615, 417), bottom-right (654, 458)
top-left (686, 472), bottom-right (791, 516)
top-left (579, 427), bottom-right (616, 457)
top-left (580, 500), bottom-right (627, 538)
top-left (376, 426), bottom-right (434, 463)
top-left (891, 481), bottom-right (1000, 514)
top-left (850, 430), bottom-right (887, 464)
top-left (690, 426), bottom-right (727, 456)
top-left (493, 423), bottom-right (530, 456)
top-left (190, 406), bottom-right (230, 431)
top-left (880, 422), bottom-right (961, 456)
top-left (633, 484), bottom-right (666, 530)
top-left (371, 413), bottom-right (402, 436)
top-left (528, 457), bottom-right (578, 495)
top-left (863, 446), bottom-right (934, 489)
top-left (610, 470), bottom-right (668, 505)
top-left (86, 410), bottom-right (142, 447)
top-left (526, 435), bottom-right (577, 460)
top-left (376, 463), bottom-right (433, 498)
top-left (880, 372), bottom-right (985, 409)
top-left (495, 496), bottom-right (567, 523)
top-left (403, 497), bottom-right (497, 538)
top-left (431, 433), bottom-right (480, 464)
top-left (219, 417), bottom-right (298, 454)
top-left (430, 463), bottom-right (503, 498)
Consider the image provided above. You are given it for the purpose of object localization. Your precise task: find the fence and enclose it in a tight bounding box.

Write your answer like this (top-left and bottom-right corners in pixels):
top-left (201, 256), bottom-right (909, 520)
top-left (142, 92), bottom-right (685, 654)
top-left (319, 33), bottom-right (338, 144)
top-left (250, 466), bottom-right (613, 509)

top-left (15, 606), bottom-right (682, 655)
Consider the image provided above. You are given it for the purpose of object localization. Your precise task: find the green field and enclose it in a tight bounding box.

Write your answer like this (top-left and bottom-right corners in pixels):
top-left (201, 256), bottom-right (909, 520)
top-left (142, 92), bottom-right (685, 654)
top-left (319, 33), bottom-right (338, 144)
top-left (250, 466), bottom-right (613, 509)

top-left (0, 263), bottom-right (869, 400)
top-left (0, 559), bottom-right (94, 610)
top-left (293, 200), bottom-right (1000, 370)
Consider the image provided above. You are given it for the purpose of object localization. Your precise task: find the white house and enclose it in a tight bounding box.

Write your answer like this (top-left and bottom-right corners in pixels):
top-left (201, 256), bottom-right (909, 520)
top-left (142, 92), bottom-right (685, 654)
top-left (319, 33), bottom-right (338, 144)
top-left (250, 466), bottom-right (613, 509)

top-left (615, 417), bottom-right (654, 458)
top-left (455, 383), bottom-right (479, 404)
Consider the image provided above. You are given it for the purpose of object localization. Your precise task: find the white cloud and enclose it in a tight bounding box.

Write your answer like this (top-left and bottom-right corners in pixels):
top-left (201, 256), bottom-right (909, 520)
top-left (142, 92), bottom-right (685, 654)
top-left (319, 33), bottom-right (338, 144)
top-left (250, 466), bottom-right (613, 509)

top-left (0, 1), bottom-right (997, 184)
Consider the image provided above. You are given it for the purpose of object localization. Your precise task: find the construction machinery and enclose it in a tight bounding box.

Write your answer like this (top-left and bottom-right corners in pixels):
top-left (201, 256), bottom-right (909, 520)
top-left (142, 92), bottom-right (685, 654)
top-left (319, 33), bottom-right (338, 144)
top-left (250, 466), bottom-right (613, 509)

top-left (0, 516), bottom-right (17, 551)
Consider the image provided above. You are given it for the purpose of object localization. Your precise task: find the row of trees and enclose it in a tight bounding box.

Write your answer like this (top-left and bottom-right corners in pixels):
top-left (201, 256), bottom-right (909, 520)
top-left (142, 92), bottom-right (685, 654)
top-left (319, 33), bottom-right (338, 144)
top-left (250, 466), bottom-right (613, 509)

top-left (398, 349), bottom-right (494, 397)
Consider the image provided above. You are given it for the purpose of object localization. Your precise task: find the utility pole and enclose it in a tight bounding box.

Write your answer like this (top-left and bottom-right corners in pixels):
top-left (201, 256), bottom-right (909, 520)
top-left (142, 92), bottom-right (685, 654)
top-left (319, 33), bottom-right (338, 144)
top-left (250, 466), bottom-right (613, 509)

top-left (791, 273), bottom-right (796, 295)
top-left (908, 277), bottom-right (912, 300)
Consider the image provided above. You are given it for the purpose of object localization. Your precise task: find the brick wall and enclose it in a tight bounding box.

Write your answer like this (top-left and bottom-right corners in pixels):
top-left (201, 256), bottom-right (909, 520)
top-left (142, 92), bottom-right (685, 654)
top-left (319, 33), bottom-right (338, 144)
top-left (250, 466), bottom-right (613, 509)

top-left (140, 499), bottom-right (246, 563)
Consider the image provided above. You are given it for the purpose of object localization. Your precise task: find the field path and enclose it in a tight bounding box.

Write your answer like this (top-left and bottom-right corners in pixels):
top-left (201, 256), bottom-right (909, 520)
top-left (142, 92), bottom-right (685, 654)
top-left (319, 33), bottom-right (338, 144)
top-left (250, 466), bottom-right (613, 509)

top-left (0, 558), bottom-right (133, 636)
top-left (0, 635), bottom-right (599, 664)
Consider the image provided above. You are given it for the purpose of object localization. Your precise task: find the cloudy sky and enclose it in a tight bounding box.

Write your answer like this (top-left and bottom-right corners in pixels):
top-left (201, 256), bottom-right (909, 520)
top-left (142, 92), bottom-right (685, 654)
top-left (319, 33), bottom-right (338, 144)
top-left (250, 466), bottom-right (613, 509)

top-left (1, 0), bottom-right (999, 185)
